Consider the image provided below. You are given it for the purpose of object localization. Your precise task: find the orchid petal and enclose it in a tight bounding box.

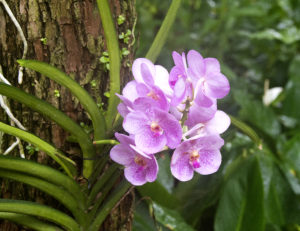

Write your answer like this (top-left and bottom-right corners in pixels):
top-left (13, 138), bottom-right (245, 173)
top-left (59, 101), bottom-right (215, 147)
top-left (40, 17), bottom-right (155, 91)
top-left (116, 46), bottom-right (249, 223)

top-left (194, 149), bottom-right (222, 175)
top-left (205, 72), bottom-right (230, 99)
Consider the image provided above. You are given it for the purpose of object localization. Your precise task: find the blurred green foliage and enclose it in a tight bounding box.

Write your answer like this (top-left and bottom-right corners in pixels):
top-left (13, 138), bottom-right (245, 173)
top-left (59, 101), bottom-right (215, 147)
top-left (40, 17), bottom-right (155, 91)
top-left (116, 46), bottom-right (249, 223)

top-left (133, 0), bottom-right (300, 230)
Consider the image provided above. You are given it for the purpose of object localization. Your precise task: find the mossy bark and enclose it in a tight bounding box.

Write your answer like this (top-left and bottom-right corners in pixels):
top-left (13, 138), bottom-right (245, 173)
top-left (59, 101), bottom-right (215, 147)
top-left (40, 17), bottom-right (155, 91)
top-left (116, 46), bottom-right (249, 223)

top-left (0, 0), bottom-right (136, 230)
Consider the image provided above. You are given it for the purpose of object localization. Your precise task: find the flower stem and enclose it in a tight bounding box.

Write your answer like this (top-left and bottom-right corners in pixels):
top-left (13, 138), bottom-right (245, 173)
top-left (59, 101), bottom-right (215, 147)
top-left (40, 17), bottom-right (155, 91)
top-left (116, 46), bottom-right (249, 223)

top-left (146, 0), bottom-right (182, 62)
top-left (93, 139), bottom-right (119, 145)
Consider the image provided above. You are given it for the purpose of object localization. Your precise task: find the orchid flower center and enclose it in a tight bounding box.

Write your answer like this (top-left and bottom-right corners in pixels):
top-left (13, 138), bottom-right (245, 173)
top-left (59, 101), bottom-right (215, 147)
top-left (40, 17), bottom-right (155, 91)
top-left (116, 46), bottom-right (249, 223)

top-left (150, 122), bottom-right (163, 135)
top-left (147, 90), bottom-right (159, 101)
top-left (134, 155), bottom-right (147, 167)
top-left (189, 150), bottom-right (201, 168)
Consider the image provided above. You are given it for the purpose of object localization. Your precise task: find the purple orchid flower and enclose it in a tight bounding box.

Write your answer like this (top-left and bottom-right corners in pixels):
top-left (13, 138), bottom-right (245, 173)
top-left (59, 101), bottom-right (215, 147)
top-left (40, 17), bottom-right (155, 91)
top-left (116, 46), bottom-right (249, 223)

top-left (132, 58), bottom-right (173, 98)
top-left (187, 50), bottom-right (230, 107)
top-left (184, 110), bottom-right (231, 140)
top-left (110, 133), bottom-right (158, 186)
top-left (171, 135), bottom-right (224, 181)
top-left (123, 106), bottom-right (182, 154)
top-left (169, 51), bottom-right (194, 106)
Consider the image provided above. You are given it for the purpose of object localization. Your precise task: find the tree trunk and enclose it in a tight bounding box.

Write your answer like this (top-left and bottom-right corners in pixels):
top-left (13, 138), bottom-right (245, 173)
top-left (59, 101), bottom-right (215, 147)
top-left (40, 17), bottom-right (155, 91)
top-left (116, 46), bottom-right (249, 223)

top-left (0, 0), bottom-right (136, 230)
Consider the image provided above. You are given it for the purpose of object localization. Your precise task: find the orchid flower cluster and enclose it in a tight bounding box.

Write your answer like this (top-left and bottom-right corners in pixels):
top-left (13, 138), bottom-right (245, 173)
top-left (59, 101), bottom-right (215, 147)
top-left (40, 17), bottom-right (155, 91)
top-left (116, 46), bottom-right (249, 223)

top-left (110, 50), bottom-right (230, 186)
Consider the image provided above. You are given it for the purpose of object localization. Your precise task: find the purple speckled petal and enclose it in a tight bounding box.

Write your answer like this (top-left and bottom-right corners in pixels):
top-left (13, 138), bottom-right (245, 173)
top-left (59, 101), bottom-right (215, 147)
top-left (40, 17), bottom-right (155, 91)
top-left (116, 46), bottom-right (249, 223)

top-left (135, 126), bottom-right (167, 154)
top-left (194, 135), bottom-right (224, 150)
top-left (145, 155), bottom-right (159, 182)
top-left (115, 132), bottom-right (135, 146)
top-left (170, 77), bottom-right (186, 106)
top-left (169, 105), bottom-right (183, 121)
top-left (122, 80), bottom-right (139, 102)
top-left (132, 58), bottom-right (155, 84)
top-left (123, 111), bottom-right (149, 135)
top-left (134, 88), bottom-right (170, 112)
top-left (185, 102), bottom-right (217, 128)
top-left (157, 110), bottom-right (182, 149)
top-left (194, 149), bottom-right (222, 175)
top-left (141, 63), bottom-right (155, 86)
top-left (171, 148), bottom-right (194, 181)
top-left (124, 164), bottom-right (147, 186)
top-left (204, 58), bottom-right (220, 74)
top-left (194, 85), bottom-right (214, 107)
top-left (110, 144), bottom-right (134, 166)
top-left (117, 103), bottom-right (130, 117)
top-left (154, 65), bottom-right (173, 97)
top-left (204, 110), bottom-right (231, 134)
top-left (172, 51), bottom-right (183, 67)
top-left (205, 72), bottom-right (230, 99)
top-left (169, 66), bottom-right (182, 89)
top-left (136, 83), bottom-right (150, 96)
top-left (187, 50), bottom-right (205, 77)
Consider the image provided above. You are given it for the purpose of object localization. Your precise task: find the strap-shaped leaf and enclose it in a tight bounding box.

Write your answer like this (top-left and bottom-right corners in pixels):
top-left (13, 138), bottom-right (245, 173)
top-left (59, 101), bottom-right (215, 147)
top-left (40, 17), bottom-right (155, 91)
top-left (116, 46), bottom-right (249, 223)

top-left (0, 122), bottom-right (76, 177)
top-left (0, 155), bottom-right (85, 206)
top-left (0, 199), bottom-right (80, 231)
top-left (96, 0), bottom-right (121, 131)
top-left (0, 83), bottom-right (95, 178)
top-left (90, 180), bottom-right (131, 231)
top-left (17, 60), bottom-right (106, 140)
top-left (146, 0), bottom-right (182, 62)
top-left (0, 169), bottom-right (86, 225)
top-left (0, 212), bottom-right (63, 231)
top-left (87, 163), bottom-right (119, 206)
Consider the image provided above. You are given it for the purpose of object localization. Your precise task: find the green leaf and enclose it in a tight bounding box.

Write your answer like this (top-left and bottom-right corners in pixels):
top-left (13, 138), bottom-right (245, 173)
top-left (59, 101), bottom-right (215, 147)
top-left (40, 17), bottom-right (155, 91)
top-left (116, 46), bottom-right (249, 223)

top-left (146, 0), bottom-right (182, 62)
top-left (238, 99), bottom-right (281, 138)
top-left (240, 27), bottom-right (300, 44)
top-left (96, 0), bottom-right (121, 131)
top-left (265, 165), bottom-right (300, 225)
top-left (0, 169), bottom-right (86, 225)
top-left (0, 199), bottom-right (80, 231)
top-left (0, 122), bottom-right (76, 177)
top-left (17, 60), bottom-right (106, 140)
top-left (89, 180), bottom-right (131, 231)
top-left (214, 155), bottom-right (264, 231)
top-left (152, 201), bottom-right (195, 231)
top-left (137, 180), bottom-right (179, 209)
top-left (0, 155), bottom-right (85, 206)
top-left (281, 55), bottom-right (300, 119)
top-left (156, 154), bottom-right (174, 193)
top-left (133, 201), bottom-right (160, 231)
top-left (0, 83), bottom-right (95, 178)
top-left (0, 212), bottom-right (63, 231)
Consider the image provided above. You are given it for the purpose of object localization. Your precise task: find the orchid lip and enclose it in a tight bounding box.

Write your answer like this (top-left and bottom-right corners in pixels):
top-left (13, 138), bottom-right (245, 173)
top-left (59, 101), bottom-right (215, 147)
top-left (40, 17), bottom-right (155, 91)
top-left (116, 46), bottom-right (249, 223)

top-left (147, 90), bottom-right (159, 100)
top-left (150, 122), bottom-right (163, 135)
top-left (189, 150), bottom-right (201, 169)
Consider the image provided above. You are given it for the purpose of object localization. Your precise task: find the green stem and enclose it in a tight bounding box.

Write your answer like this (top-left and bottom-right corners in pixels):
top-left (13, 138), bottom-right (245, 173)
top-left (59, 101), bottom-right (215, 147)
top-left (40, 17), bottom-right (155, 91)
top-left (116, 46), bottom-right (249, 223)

top-left (0, 122), bottom-right (76, 177)
top-left (96, 0), bottom-right (121, 132)
top-left (0, 83), bottom-right (95, 178)
top-left (93, 139), bottom-right (119, 145)
top-left (0, 169), bottom-right (86, 226)
top-left (89, 180), bottom-right (131, 231)
top-left (145, 0), bottom-right (182, 62)
top-left (17, 60), bottom-right (106, 140)
top-left (0, 199), bottom-right (80, 231)
top-left (0, 155), bottom-right (85, 207)
top-left (87, 164), bottom-right (119, 206)
top-left (0, 212), bottom-right (63, 231)
top-left (229, 115), bottom-right (262, 147)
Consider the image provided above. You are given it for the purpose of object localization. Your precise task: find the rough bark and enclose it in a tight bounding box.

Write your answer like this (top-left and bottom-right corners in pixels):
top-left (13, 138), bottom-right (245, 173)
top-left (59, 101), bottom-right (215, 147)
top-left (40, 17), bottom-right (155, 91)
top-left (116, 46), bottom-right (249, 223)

top-left (0, 0), bottom-right (136, 230)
